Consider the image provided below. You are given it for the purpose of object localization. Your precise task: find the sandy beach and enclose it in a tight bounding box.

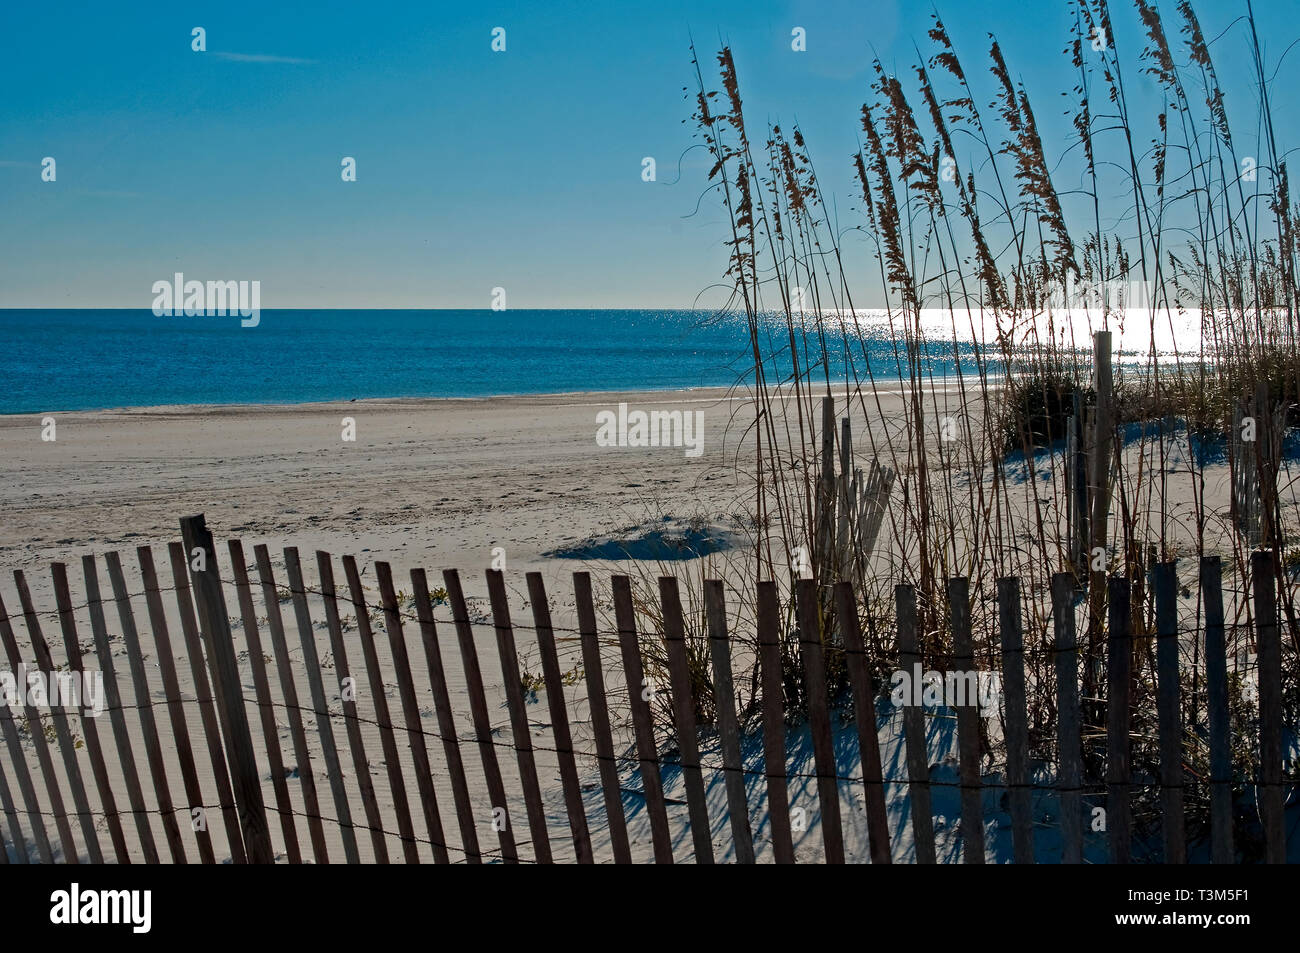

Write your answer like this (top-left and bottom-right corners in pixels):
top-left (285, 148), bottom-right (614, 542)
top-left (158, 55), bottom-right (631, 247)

top-left (0, 388), bottom-right (743, 583)
top-left (0, 383), bottom-right (991, 593)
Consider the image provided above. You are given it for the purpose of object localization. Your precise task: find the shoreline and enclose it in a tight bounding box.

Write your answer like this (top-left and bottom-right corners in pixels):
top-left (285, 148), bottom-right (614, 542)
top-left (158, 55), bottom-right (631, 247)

top-left (0, 376), bottom-right (999, 420)
top-left (0, 379), bottom-right (984, 596)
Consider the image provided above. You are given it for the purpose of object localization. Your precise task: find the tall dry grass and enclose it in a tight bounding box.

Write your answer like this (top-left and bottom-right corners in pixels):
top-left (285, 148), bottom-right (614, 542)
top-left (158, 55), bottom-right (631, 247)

top-left (655, 0), bottom-right (1300, 853)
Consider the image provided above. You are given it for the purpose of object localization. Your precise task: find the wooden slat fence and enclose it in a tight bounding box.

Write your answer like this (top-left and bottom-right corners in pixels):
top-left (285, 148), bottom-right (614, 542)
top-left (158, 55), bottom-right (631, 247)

top-left (0, 517), bottom-right (1293, 864)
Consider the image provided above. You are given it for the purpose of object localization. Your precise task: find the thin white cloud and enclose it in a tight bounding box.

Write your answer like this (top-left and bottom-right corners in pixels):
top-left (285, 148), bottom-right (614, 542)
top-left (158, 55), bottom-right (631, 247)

top-left (213, 51), bottom-right (315, 64)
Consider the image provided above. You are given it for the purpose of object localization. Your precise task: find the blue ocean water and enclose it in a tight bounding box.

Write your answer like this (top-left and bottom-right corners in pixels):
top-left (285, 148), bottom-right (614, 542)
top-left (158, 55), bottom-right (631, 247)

top-left (0, 309), bottom-right (971, 414)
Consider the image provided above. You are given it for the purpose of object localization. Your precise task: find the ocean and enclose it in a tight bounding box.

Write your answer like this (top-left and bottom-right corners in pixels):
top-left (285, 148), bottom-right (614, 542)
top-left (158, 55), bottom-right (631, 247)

top-left (0, 309), bottom-right (983, 414)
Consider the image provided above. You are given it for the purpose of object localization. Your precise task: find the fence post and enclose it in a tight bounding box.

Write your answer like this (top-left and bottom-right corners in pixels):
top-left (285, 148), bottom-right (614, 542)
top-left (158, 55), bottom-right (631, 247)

top-left (317, 552), bottom-right (390, 863)
top-left (486, 569), bottom-right (554, 864)
top-left (572, 572), bottom-right (632, 863)
top-left (104, 552), bottom-right (187, 862)
top-left (704, 580), bottom-right (756, 864)
top-left (1232, 401), bottom-right (1257, 546)
top-left (1052, 573), bottom-right (1084, 863)
top-left (1106, 575), bottom-right (1131, 864)
top-left (949, 577), bottom-right (984, 864)
top-left (375, 561), bottom-right (451, 864)
top-left (834, 581), bottom-right (891, 863)
top-left (612, 575), bottom-right (674, 863)
top-left (527, 572), bottom-right (594, 864)
top-left (816, 397), bottom-right (839, 644)
top-left (1153, 561), bottom-right (1186, 863)
top-left (50, 563), bottom-right (128, 862)
top-left (13, 571), bottom-right (103, 863)
top-left (1251, 549), bottom-right (1285, 863)
top-left (1069, 392), bottom-right (1089, 580)
top-left (897, 583), bottom-right (936, 863)
top-left (0, 761), bottom-right (18, 864)
top-left (998, 576), bottom-right (1034, 864)
top-left (1201, 556), bottom-right (1234, 863)
top-left (0, 584), bottom-right (54, 862)
top-left (253, 544), bottom-right (329, 862)
top-left (443, 568), bottom-right (519, 863)
top-left (179, 514), bottom-right (275, 864)
top-left (1089, 331), bottom-right (1113, 566)
top-left (659, 577), bottom-right (714, 864)
top-left (229, 542), bottom-right (301, 863)
top-left (150, 545), bottom-right (228, 864)
top-left (283, 547), bottom-right (360, 865)
top-left (1086, 332), bottom-right (1114, 721)
top-left (795, 577), bottom-right (845, 863)
top-left (756, 581), bottom-right (795, 863)
top-left (0, 588), bottom-right (77, 862)
top-left (407, 566), bottom-right (477, 861)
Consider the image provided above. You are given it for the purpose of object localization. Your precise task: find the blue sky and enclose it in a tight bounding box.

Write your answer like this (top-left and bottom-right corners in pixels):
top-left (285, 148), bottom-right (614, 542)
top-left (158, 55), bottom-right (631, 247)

top-left (1, 0), bottom-right (1296, 308)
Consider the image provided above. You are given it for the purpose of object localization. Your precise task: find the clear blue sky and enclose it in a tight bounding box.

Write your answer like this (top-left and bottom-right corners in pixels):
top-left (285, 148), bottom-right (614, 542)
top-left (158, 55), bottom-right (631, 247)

top-left (2, 0), bottom-right (1295, 309)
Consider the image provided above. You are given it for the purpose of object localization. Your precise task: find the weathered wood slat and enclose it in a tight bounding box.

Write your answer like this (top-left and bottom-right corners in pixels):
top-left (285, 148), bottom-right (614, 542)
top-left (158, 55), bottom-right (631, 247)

top-left (81, 555), bottom-right (156, 863)
top-left (1106, 575), bottom-right (1132, 864)
top-left (103, 551), bottom-right (187, 862)
top-left (0, 682), bottom-right (36, 863)
top-left (896, 583), bottom-right (936, 863)
top-left (282, 546), bottom-right (360, 864)
top-left (342, 556), bottom-right (419, 862)
top-left (253, 544), bottom-right (330, 863)
top-left (756, 580), bottom-right (795, 863)
top-left (374, 561), bottom-right (450, 864)
top-left (948, 576), bottom-right (984, 864)
top-left (309, 551), bottom-right (384, 863)
top-left (0, 624), bottom-right (49, 861)
top-left (998, 576), bottom-right (1034, 864)
top-left (407, 565), bottom-right (482, 862)
top-left (161, 543), bottom-right (242, 863)
top-left (0, 761), bottom-right (19, 863)
top-left (485, 569), bottom-right (553, 863)
top-left (142, 545), bottom-right (227, 864)
top-left (316, 551), bottom-right (388, 863)
top-left (612, 574), bottom-right (674, 863)
top-left (795, 577), bottom-right (845, 863)
top-left (1200, 556), bottom-right (1234, 863)
top-left (1153, 562), bottom-right (1186, 863)
top-left (13, 570), bottom-right (103, 863)
top-left (572, 571), bottom-right (631, 863)
top-left (1088, 332), bottom-right (1115, 669)
top-left (179, 517), bottom-right (275, 864)
top-left (704, 579), bottom-right (755, 864)
top-left (50, 562), bottom-right (130, 862)
top-left (526, 572), bottom-right (593, 863)
top-left (443, 568), bottom-right (518, 862)
top-left (1051, 572), bottom-right (1083, 864)
top-left (0, 586), bottom-right (70, 861)
top-left (658, 576), bottom-right (714, 863)
top-left (834, 581), bottom-right (891, 864)
top-left (816, 397), bottom-right (836, 604)
top-left (1251, 549), bottom-right (1285, 864)
top-left (228, 541), bottom-right (301, 863)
